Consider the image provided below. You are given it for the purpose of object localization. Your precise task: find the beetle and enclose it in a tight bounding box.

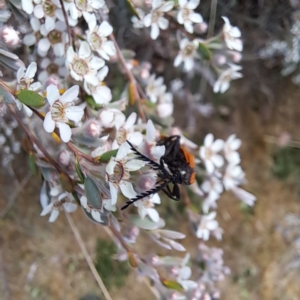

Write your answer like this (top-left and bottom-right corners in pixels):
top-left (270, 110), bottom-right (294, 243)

top-left (121, 135), bottom-right (196, 210)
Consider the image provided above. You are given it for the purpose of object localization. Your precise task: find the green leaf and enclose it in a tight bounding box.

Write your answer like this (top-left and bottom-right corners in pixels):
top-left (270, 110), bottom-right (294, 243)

top-left (17, 90), bottom-right (45, 108)
top-left (128, 214), bottom-right (165, 230)
top-left (59, 173), bottom-right (73, 193)
top-left (84, 176), bottom-right (101, 209)
top-left (85, 95), bottom-right (103, 110)
top-left (197, 43), bottom-right (211, 61)
top-left (75, 158), bottom-right (85, 183)
top-left (99, 149), bottom-right (118, 162)
top-left (161, 279), bottom-right (184, 292)
top-left (126, 0), bottom-right (141, 19)
top-left (28, 153), bottom-right (37, 175)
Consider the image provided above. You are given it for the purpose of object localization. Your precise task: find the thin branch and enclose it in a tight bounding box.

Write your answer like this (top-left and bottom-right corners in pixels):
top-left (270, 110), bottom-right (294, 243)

top-left (0, 172), bottom-right (32, 218)
top-left (199, 0), bottom-right (218, 98)
top-left (98, 10), bottom-right (146, 122)
top-left (8, 104), bottom-right (63, 173)
top-left (0, 241), bottom-right (12, 300)
top-left (58, 0), bottom-right (72, 47)
top-left (108, 224), bottom-right (133, 253)
top-left (65, 211), bottom-right (113, 300)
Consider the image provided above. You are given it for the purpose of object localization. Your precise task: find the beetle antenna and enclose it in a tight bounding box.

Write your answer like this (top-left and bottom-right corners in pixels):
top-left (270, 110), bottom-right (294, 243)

top-left (121, 180), bottom-right (171, 210)
top-left (126, 140), bottom-right (162, 172)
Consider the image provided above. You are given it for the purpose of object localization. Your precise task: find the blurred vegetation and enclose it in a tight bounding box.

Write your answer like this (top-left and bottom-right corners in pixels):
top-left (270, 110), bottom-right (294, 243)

top-left (95, 239), bottom-right (129, 289)
top-left (271, 147), bottom-right (300, 180)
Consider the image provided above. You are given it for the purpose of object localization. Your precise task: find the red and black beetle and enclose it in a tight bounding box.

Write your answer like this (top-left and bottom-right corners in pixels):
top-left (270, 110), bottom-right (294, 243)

top-left (121, 135), bottom-right (196, 209)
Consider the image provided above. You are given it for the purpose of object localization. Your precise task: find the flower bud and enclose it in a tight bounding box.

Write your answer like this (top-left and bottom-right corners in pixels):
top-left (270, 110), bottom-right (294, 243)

top-left (195, 22), bottom-right (208, 34)
top-left (215, 54), bottom-right (227, 66)
top-left (46, 75), bottom-right (60, 88)
top-left (84, 120), bottom-right (101, 138)
top-left (230, 51), bottom-right (242, 63)
top-left (2, 26), bottom-right (20, 47)
top-left (57, 150), bottom-right (71, 165)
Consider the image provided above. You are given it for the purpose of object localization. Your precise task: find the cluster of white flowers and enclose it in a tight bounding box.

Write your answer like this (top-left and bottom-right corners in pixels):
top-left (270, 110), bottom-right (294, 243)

top-left (0, 0), bottom-right (256, 298)
top-left (259, 11), bottom-right (300, 85)
top-left (199, 133), bottom-right (256, 213)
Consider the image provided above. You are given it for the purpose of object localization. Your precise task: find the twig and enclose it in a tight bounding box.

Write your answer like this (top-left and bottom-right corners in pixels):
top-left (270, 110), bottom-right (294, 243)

top-left (8, 104), bottom-right (63, 173)
top-left (65, 211), bottom-right (113, 300)
top-left (199, 0), bottom-right (218, 98)
top-left (0, 172), bottom-right (32, 218)
top-left (98, 10), bottom-right (146, 122)
top-left (58, 0), bottom-right (72, 47)
top-left (30, 107), bottom-right (97, 163)
top-left (108, 224), bottom-right (133, 252)
top-left (0, 240), bottom-right (12, 300)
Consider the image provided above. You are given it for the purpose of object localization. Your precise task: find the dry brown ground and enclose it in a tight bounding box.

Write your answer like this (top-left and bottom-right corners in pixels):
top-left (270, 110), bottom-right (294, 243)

top-left (1, 76), bottom-right (300, 300)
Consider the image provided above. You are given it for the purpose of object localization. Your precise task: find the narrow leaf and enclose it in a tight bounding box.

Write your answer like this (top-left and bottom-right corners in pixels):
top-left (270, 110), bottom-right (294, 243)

top-left (84, 176), bottom-right (101, 209)
top-left (98, 149), bottom-right (118, 163)
top-left (59, 173), bottom-right (73, 193)
top-left (17, 90), bottom-right (45, 107)
top-left (28, 153), bottom-right (37, 175)
top-left (75, 158), bottom-right (85, 183)
top-left (161, 279), bottom-right (184, 292)
top-left (197, 43), bottom-right (211, 61)
top-left (126, 0), bottom-right (140, 19)
top-left (128, 251), bottom-right (138, 268)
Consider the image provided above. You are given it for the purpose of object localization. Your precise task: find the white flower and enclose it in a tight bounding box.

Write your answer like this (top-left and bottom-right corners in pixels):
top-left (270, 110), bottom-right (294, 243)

top-left (23, 17), bottom-right (41, 46)
top-left (176, 265), bottom-right (198, 291)
top-left (156, 92), bottom-right (173, 118)
top-left (222, 16), bottom-right (243, 52)
top-left (143, 0), bottom-right (174, 40)
top-left (17, 62), bottom-right (41, 91)
top-left (99, 108), bottom-right (125, 128)
top-left (106, 142), bottom-right (146, 204)
top-left (2, 26), bottom-right (20, 47)
top-left (40, 184), bottom-right (77, 223)
top-left (66, 42), bottom-right (105, 85)
top-left (223, 164), bottom-right (245, 190)
top-left (200, 133), bottom-right (224, 173)
top-left (38, 57), bottom-right (68, 83)
top-left (174, 38), bottom-right (198, 72)
top-left (112, 112), bottom-right (143, 148)
top-left (131, 8), bottom-right (145, 28)
top-left (223, 134), bottom-right (241, 165)
top-left (213, 63), bottom-right (242, 93)
top-left (145, 74), bottom-right (166, 103)
top-left (83, 66), bottom-right (112, 105)
top-left (134, 193), bottom-right (161, 222)
top-left (21, 0), bottom-right (40, 14)
top-left (196, 211), bottom-right (219, 240)
top-left (16, 62), bottom-right (42, 117)
top-left (145, 119), bottom-right (165, 160)
top-left (43, 85), bottom-right (84, 142)
top-left (38, 20), bottom-right (68, 57)
top-left (64, 0), bottom-right (104, 20)
top-left (201, 176), bottom-right (223, 213)
top-left (177, 0), bottom-right (203, 33)
top-left (33, 0), bottom-right (64, 31)
top-left (84, 14), bottom-right (116, 61)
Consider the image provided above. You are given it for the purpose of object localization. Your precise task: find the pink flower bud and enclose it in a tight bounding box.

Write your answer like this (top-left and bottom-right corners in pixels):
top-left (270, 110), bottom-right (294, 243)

top-left (84, 120), bottom-right (101, 138)
top-left (215, 54), bottom-right (227, 66)
top-left (230, 51), bottom-right (242, 63)
top-left (195, 22), bottom-right (208, 34)
top-left (2, 26), bottom-right (19, 47)
top-left (46, 75), bottom-right (60, 88)
top-left (57, 150), bottom-right (71, 165)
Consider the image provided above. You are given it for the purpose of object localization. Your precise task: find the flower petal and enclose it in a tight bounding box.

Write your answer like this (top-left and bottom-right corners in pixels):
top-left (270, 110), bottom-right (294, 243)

top-left (46, 84), bottom-right (60, 105)
top-left (58, 122), bottom-right (72, 142)
top-left (60, 85), bottom-right (79, 103)
top-left (43, 112), bottom-right (55, 133)
top-left (119, 182), bottom-right (137, 199)
top-left (49, 209), bottom-right (60, 222)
